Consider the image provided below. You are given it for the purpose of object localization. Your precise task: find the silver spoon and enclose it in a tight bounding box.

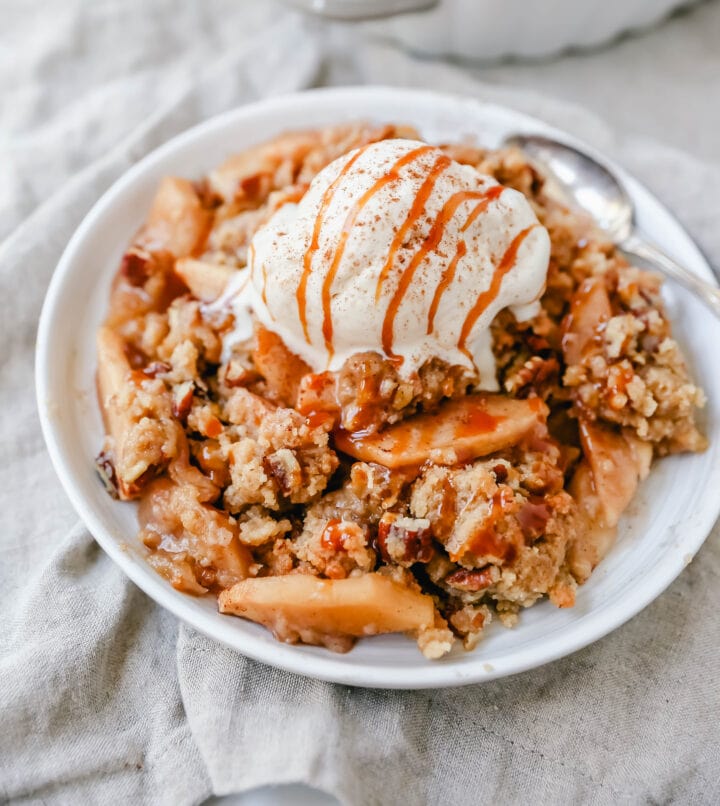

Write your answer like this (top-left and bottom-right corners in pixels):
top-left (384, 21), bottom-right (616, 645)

top-left (504, 133), bottom-right (720, 318)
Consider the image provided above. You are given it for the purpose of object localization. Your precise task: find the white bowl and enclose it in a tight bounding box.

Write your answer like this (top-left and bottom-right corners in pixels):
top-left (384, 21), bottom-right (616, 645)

top-left (36, 87), bottom-right (720, 689)
top-left (289, 0), bottom-right (701, 61)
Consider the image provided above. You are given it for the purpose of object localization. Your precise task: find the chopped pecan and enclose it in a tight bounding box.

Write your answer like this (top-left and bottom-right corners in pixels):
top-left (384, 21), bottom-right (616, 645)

top-left (504, 355), bottom-right (559, 396)
top-left (223, 358), bottom-right (260, 389)
top-left (95, 450), bottom-right (119, 499)
top-left (376, 513), bottom-right (434, 566)
top-left (263, 449), bottom-right (302, 498)
top-left (237, 172), bottom-right (273, 204)
top-left (172, 381), bottom-right (194, 421)
top-left (492, 463), bottom-right (508, 483)
top-left (123, 342), bottom-right (148, 369)
top-left (120, 248), bottom-right (152, 287)
top-left (119, 463), bottom-right (162, 500)
top-left (444, 566), bottom-right (498, 592)
top-left (196, 564), bottom-right (218, 589)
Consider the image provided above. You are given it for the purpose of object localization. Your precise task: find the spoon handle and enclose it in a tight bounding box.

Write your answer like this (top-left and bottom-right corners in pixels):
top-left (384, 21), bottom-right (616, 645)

top-left (620, 233), bottom-right (720, 319)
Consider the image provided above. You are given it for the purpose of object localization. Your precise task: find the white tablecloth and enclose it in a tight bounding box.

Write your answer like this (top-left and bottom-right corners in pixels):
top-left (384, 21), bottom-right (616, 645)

top-left (1, 2), bottom-right (719, 803)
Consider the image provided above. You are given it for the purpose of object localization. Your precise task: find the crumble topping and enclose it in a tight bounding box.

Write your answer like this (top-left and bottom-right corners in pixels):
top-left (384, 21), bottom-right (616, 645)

top-left (95, 122), bottom-right (706, 659)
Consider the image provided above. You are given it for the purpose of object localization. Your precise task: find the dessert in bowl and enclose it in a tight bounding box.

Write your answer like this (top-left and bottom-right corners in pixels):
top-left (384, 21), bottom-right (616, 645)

top-left (93, 120), bottom-right (706, 659)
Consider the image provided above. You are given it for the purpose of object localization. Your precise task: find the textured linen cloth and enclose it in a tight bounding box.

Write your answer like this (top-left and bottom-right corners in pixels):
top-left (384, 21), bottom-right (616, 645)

top-left (1, 2), bottom-right (719, 804)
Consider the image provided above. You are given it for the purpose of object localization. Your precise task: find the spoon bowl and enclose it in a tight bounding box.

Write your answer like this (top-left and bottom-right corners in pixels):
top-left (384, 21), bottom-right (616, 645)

top-left (505, 133), bottom-right (720, 318)
top-left (505, 134), bottom-right (634, 241)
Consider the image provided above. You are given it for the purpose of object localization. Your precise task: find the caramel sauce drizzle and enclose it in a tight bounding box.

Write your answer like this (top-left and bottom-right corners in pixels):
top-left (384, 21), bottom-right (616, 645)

top-left (459, 185), bottom-right (505, 233)
top-left (457, 225), bottom-right (536, 355)
top-left (454, 406), bottom-right (501, 438)
top-left (374, 154), bottom-right (452, 303)
top-left (380, 185), bottom-right (493, 363)
top-left (427, 241), bottom-right (466, 337)
top-left (296, 146), bottom-right (368, 342)
top-left (320, 145), bottom-right (436, 360)
top-left (463, 487), bottom-right (517, 563)
top-left (426, 185), bottom-right (505, 336)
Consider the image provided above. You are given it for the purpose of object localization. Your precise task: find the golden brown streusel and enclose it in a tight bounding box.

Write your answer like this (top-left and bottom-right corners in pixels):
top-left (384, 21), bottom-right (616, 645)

top-left (95, 122), bottom-right (706, 659)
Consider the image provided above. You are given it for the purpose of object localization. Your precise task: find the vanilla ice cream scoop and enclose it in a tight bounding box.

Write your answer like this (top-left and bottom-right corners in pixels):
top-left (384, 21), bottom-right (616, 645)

top-left (235, 138), bottom-right (550, 386)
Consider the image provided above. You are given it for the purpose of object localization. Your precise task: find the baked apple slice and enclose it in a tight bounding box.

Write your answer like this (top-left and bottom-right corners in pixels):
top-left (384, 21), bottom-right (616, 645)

top-left (140, 478), bottom-right (253, 593)
top-left (96, 326), bottom-right (176, 499)
top-left (562, 276), bottom-right (612, 365)
top-left (577, 418), bottom-right (652, 528)
top-left (218, 573), bottom-right (435, 648)
top-left (252, 324), bottom-right (312, 407)
top-left (138, 177), bottom-right (211, 258)
top-left (175, 258), bottom-right (234, 302)
top-left (208, 130), bottom-right (320, 204)
top-left (334, 394), bottom-right (547, 468)
top-left (568, 418), bottom-right (652, 582)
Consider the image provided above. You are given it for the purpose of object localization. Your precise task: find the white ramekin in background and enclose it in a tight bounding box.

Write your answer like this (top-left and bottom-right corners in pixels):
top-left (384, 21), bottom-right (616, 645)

top-left (284, 0), bottom-right (701, 61)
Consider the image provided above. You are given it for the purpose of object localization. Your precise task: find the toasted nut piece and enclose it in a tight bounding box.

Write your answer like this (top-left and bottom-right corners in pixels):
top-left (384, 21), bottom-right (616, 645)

top-left (263, 449), bottom-right (302, 497)
top-left (172, 381), bottom-right (194, 421)
top-left (376, 513), bottom-right (433, 566)
top-left (334, 394), bottom-right (547, 469)
top-left (120, 248), bottom-right (152, 286)
top-left (444, 566), bottom-right (498, 592)
top-left (222, 357), bottom-right (261, 389)
top-left (504, 355), bottom-right (559, 396)
top-left (95, 450), bottom-right (119, 499)
top-left (218, 573), bottom-right (435, 643)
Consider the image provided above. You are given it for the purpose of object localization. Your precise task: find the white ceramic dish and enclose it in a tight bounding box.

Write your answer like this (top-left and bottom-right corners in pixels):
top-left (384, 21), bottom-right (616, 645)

top-left (287, 0), bottom-right (701, 61)
top-left (36, 87), bottom-right (720, 689)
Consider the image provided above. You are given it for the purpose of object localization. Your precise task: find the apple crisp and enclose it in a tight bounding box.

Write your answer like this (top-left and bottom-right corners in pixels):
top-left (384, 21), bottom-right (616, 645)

top-left (95, 122), bottom-right (706, 658)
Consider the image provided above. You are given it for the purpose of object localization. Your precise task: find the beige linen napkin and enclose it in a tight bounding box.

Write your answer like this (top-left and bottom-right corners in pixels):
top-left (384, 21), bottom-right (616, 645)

top-left (1, 3), bottom-right (719, 804)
